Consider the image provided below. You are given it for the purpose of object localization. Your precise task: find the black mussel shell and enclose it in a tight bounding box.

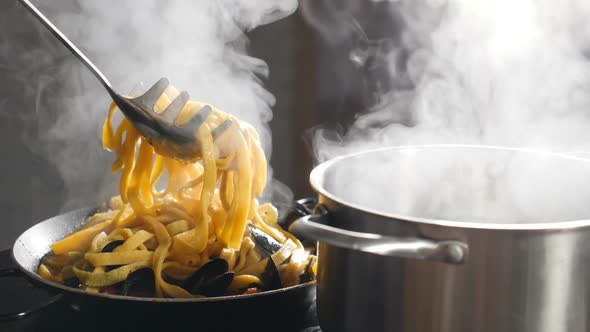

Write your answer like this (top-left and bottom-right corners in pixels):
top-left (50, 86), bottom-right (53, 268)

top-left (199, 272), bottom-right (235, 297)
top-left (278, 197), bottom-right (317, 230)
top-left (120, 268), bottom-right (155, 297)
top-left (101, 240), bottom-right (126, 271)
top-left (260, 258), bottom-right (283, 291)
top-left (248, 225), bottom-right (282, 256)
top-left (182, 258), bottom-right (229, 294)
top-left (101, 240), bottom-right (125, 253)
top-left (299, 256), bottom-right (317, 283)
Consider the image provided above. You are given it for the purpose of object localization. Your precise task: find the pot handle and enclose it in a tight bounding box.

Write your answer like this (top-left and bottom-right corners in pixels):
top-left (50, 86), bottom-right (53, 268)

top-left (288, 209), bottom-right (468, 264)
top-left (0, 248), bottom-right (63, 321)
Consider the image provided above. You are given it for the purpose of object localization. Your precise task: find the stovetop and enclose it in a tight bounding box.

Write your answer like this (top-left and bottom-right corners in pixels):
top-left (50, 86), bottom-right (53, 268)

top-left (0, 249), bottom-right (322, 332)
top-left (0, 298), bottom-right (321, 332)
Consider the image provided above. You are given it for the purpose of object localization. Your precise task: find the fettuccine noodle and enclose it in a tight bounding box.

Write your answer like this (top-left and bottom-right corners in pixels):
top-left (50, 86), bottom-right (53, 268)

top-left (38, 86), bottom-right (316, 298)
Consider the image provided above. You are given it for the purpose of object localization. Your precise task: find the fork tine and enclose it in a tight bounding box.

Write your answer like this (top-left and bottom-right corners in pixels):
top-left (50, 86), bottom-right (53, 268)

top-left (212, 119), bottom-right (233, 140)
top-left (161, 91), bottom-right (189, 122)
top-left (180, 105), bottom-right (213, 134)
top-left (134, 77), bottom-right (170, 108)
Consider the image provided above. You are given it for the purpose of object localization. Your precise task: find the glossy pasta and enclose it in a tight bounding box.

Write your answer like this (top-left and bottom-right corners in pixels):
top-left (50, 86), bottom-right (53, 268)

top-left (38, 87), bottom-right (316, 298)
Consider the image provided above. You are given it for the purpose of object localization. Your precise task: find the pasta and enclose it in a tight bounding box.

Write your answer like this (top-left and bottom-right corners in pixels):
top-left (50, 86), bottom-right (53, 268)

top-left (38, 86), bottom-right (316, 298)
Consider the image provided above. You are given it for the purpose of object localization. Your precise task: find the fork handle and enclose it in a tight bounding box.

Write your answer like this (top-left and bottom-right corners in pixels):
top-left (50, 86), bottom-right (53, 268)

top-left (18, 0), bottom-right (116, 98)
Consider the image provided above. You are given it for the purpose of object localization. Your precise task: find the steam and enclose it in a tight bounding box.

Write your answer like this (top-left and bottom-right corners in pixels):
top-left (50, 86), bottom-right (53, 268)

top-left (16, 0), bottom-right (296, 210)
top-left (303, 0), bottom-right (590, 222)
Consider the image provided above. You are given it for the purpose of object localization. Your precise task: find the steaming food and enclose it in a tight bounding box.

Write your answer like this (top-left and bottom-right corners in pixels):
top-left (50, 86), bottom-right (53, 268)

top-left (37, 86), bottom-right (316, 298)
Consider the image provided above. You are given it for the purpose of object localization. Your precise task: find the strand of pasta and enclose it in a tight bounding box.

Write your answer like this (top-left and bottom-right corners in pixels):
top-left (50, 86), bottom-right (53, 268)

top-left (195, 122), bottom-right (216, 252)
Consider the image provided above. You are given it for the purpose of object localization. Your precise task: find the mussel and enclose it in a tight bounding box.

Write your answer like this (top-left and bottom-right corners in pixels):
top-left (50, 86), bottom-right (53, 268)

top-left (119, 268), bottom-right (155, 297)
top-left (181, 258), bottom-right (235, 297)
top-left (248, 225), bottom-right (282, 256)
top-left (278, 197), bottom-right (317, 230)
top-left (97, 268), bottom-right (155, 297)
top-left (101, 240), bottom-right (126, 271)
top-left (101, 240), bottom-right (125, 253)
top-left (247, 224), bottom-right (310, 291)
top-left (260, 258), bottom-right (283, 291)
top-left (199, 272), bottom-right (235, 297)
top-left (299, 256), bottom-right (317, 283)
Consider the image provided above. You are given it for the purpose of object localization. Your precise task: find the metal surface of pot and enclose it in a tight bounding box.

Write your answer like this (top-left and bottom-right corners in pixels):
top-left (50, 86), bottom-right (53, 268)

top-left (290, 145), bottom-right (590, 332)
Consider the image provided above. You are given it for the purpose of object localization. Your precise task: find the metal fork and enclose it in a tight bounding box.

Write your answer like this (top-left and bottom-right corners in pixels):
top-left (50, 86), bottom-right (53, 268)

top-left (18, 0), bottom-right (231, 161)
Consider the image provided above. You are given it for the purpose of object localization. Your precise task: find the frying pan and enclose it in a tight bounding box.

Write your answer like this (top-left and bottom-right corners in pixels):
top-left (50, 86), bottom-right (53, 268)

top-left (0, 208), bottom-right (316, 331)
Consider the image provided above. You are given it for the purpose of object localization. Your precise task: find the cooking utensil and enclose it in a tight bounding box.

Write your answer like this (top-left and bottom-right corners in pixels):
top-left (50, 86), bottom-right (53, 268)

top-left (1, 208), bottom-right (315, 330)
top-left (289, 144), bottom-right (590, 332)
top-left (18, 0), bottom-right (230, 162)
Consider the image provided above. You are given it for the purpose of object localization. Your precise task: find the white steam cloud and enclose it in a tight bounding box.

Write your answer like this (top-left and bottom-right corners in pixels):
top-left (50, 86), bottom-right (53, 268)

top-left (303, 0), bottom-right (590, 223)
top-left (19, 0), bottom-right (296, 210)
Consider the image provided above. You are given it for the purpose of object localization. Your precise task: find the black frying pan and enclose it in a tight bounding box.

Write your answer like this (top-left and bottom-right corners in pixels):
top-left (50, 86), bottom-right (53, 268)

top-left (1, 207), bottom-right (317, 331)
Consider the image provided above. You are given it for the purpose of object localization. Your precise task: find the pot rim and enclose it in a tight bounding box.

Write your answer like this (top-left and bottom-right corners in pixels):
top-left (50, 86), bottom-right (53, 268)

top-left (310, 144), bottom-right (590, 231)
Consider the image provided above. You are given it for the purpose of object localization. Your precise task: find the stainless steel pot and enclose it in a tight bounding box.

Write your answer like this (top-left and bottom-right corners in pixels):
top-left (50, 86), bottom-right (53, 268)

top-left (289, 144), bottom-right (590, 332)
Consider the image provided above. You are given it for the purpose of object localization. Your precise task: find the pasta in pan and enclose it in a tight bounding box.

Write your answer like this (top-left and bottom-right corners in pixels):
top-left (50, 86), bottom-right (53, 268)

top-left (38, 86), bottom-right (316, 298)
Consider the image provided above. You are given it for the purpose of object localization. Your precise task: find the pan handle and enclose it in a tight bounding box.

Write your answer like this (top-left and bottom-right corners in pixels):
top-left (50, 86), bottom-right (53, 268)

top-left (0, 248), bottom-right (63, 321)
top-left (288, 206), bottom-right (468, 264)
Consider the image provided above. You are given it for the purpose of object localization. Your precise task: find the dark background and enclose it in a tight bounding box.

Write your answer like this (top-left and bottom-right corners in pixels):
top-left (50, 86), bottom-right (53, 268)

top-left (0, 0), bottom-right (400, 248)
